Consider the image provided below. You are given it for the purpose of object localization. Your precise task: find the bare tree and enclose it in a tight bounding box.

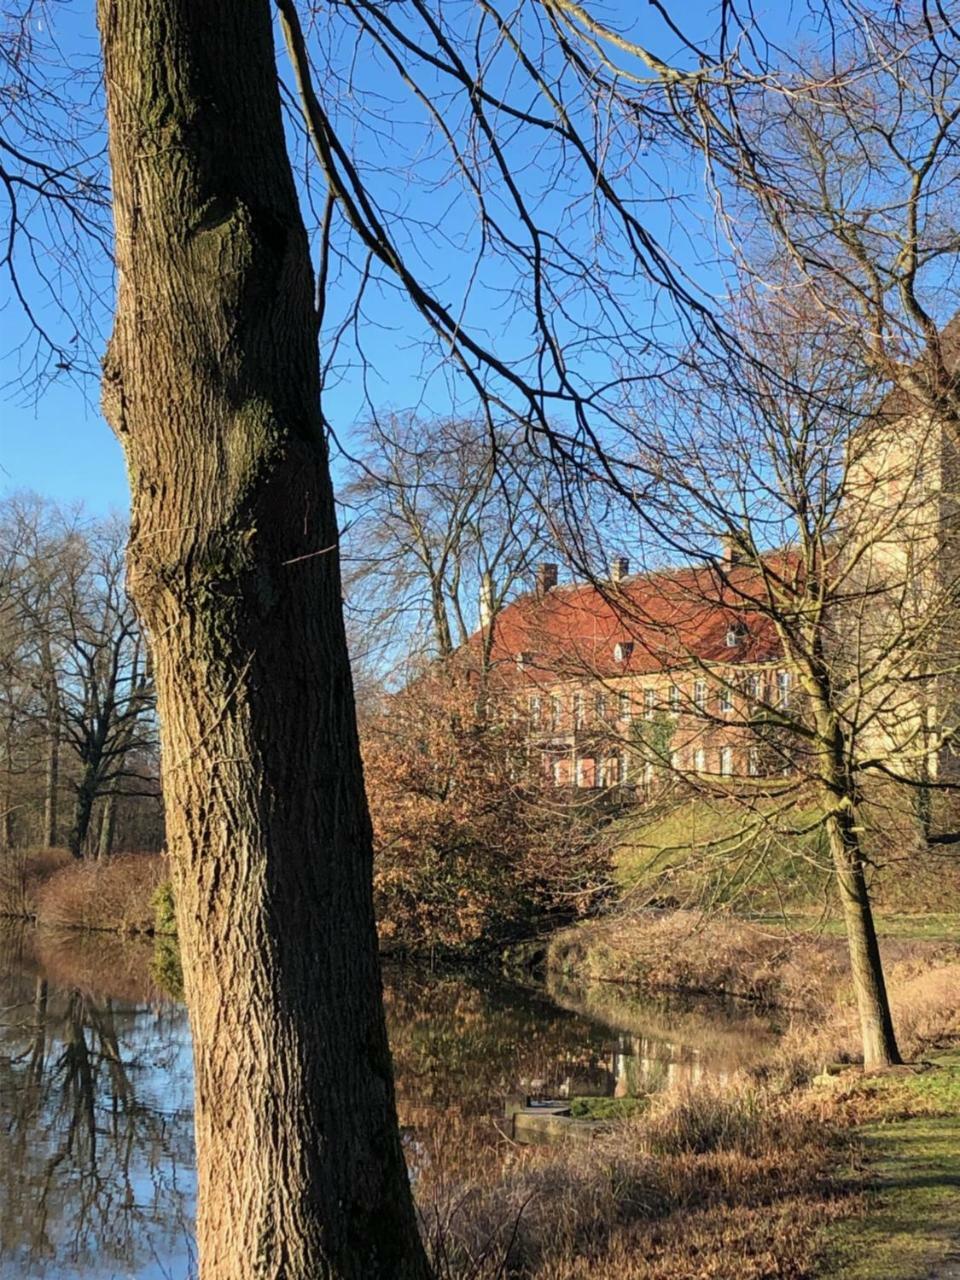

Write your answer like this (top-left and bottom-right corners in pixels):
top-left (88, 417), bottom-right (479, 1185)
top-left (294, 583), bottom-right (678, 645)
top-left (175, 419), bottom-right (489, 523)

top-left (55, 518), bottom-right (155, 859)
top-left (0, 498), bottom-right (158, 856)
top-left (547, 299), bottom-right (960, 1067)
top-left (342, 413), bottom-right (556, 676)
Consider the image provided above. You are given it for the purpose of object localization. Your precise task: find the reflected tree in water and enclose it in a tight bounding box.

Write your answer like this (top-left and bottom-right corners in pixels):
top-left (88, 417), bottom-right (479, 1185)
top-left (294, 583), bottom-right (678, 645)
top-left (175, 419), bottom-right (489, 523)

top-left (0, 949), bottom-right (193, 1277)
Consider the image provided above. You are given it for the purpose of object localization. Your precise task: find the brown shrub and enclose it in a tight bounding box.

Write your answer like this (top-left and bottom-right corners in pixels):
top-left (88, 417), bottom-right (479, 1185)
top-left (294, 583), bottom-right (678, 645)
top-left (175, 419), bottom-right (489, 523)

top-left (34, 852), bottom-right (168, 934)
top-left (0, 846), bottom-right (73, 918)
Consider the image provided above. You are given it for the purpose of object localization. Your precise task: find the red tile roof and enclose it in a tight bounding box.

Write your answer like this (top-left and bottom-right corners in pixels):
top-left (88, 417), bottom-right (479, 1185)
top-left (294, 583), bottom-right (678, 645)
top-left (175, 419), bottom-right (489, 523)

top-left (481, 557), bottom-right (793, 686)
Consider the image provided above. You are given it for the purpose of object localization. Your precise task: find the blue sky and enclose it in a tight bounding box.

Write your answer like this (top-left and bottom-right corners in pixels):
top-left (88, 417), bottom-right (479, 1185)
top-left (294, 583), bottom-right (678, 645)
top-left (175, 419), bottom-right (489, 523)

top-left (0, 1), bottom-right (802, 518)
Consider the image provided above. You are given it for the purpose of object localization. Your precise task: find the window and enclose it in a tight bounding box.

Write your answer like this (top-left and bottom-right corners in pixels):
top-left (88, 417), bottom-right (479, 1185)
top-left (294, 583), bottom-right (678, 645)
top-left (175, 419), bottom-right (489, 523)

top-left (550, 695), bottom-right (562, 731)
top-left (620, 751), bottom-right (629, 783)
top-left (694, 747), bottom-right (706, 773)
top-left (670, 750), bottom-right (681, 771)
top-left (595, 692), bottom-right (607, 721)
top-left (643, 761), bottom-right (655, 787)
top-left (529, 694), bottom-right (542, 727)
top-left (575, 756), bottom-right (595, 788)
top-left (618, 691), bottom-right (632, 721)
top-left (719, 746), bottom-right (733, 777)
top-left (644, 688), bottom-right (656, 720)
top-left (669, 684), bottom-right (681, 713)
top-left (573, 692), bottom-right (585, 729)
top-left (694, 679), bottom-right (707, 714)
top-left (725, 622), bottom-right (746, 648)
top-left (776, 670), bottom-right (792, 708)
top-left (747, 672), bottom-right (763, 701)
top-left (613, 641), bottom-right (634, 663)
top-left (747, 747), bottom-right (760, 777)
top-left (718, 684), bottom-right (733, 714)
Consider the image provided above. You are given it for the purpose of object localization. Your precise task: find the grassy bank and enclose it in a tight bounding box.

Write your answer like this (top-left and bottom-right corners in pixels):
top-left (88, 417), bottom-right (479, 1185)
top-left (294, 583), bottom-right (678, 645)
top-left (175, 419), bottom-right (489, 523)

top-left (417, 1046), bottom-right (960, 1280)
top-left (0, 846), bottom-right (172, 935)
top-left (816, 1052), bottom-right (960, 1280)
top-left (611, 792), bottom-right (960, 918)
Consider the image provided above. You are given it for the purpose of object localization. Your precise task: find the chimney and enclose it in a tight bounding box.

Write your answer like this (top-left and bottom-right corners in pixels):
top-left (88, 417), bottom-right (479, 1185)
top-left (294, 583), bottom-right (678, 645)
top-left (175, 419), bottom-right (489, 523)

top-left (721, 535), bottom-right (741, 567)
top-left (536, 562), bottom-right (558, 596)
top-left (478, 570), bottom-right (495, 630)
top-left (610, 556), bottom-right (630, 583)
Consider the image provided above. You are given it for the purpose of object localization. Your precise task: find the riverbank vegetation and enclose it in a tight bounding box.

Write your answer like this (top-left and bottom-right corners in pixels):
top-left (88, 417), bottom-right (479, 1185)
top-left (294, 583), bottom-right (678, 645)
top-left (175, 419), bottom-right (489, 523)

top-left (415, 1049), bottom-right (960, 1280)
top-left (0, 845), bottom-right (170, 935)
top-left (363, 661), bottom-right (613, 956)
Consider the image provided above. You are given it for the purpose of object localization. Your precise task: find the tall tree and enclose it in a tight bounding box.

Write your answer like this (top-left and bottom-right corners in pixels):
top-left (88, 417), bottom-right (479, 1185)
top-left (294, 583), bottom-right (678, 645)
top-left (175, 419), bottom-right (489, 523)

top-left (343, 413), bottom-right (556, 675)
top-left (96, 2), bottom-right (429, 1276)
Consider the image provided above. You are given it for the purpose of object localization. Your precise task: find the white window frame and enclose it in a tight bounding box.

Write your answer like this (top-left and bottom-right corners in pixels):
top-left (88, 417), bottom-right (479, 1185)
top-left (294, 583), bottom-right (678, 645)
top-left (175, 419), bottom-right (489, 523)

top-left (550, 695), bottom-right (562, 731)
top-left (719, 746), bottom-right (733, 777)
top-left (694, 679), bottom-right (707, 714)
top-left (643, 688), bottom-right (656, 720)
top-left (777, 670), bottom-right (792, 708)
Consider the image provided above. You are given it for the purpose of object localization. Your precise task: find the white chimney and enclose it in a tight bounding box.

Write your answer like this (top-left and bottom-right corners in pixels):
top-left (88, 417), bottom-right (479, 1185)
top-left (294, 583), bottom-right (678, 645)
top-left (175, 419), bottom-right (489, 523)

top-left (610, 556), bottom-right (630, 583)
top-left (479, 570), bottom-right (495, 630)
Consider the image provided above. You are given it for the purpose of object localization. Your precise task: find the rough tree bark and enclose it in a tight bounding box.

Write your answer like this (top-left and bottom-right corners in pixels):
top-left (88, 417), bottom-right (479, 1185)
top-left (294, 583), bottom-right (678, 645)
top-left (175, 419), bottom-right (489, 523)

top-left (97, 2), bottom-right (431, 1277)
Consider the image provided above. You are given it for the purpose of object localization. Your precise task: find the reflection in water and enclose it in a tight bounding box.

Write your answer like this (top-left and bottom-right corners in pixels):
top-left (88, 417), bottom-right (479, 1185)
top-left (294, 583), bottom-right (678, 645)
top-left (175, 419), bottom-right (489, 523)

top-left (0, 927), bottom-right (194, 1279)
top-left (0, 927), bottom-right (779, 1278)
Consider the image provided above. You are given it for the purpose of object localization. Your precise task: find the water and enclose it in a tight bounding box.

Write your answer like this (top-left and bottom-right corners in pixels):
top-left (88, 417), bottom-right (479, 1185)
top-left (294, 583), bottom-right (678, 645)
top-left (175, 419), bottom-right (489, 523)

top-left (0, 926), bottom-right (779, 1278)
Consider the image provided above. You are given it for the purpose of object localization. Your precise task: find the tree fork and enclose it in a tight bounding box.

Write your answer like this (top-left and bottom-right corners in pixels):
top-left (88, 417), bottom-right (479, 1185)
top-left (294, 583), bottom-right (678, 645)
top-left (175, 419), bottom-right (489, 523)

top-left (97, 0), bottom-right (431, 1275)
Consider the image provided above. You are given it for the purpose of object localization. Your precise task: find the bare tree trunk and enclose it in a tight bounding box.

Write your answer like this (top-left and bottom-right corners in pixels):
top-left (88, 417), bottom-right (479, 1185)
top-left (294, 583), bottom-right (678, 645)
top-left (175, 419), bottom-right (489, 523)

top-left (42, 646), bottom-right (59, 848)
top-left (97, 2), bottom-right (430, 1277)
top-left (825, 807), bottom-right (902, 1069)
top-left (44, 721), bottom-right (59, 848)
top-left (68, 767), bottom-right (98, 861)
top-left (97, 793), bottom-right (116, 861)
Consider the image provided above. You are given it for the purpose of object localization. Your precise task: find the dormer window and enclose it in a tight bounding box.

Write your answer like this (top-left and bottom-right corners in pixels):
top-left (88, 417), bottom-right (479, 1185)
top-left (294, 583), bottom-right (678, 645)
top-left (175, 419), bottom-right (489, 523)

top-left (613, 640), bottom-right (634, 663)
top-left (515, 651), bottom-right (533, 670)
top-left (725, 623), bottom-right (746, 648)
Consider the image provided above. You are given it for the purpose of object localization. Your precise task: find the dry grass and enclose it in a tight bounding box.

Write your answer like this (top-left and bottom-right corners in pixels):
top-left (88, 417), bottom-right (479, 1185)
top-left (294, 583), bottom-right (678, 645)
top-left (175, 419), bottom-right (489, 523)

top-left (545, 907), bottom-right (960, 1022)
top-left (418, 1077), bottom-right (856, 1279)
top-left (545, 907), bottom-right (852, 1006)
top-left (33, 852), bottom-right (169, 933)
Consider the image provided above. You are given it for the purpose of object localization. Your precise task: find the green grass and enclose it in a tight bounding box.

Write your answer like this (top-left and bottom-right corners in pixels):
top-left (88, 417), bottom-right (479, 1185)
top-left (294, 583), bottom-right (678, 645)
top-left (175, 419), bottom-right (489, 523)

top-left (612, 793), bottom-right (960, 925)
top-left (567, 1095), bottom-right (647, 1120)
top-left (751, 912), bottom-right (960, 943)
top-left (818, 1053), bottom-right (960, 1279)
top-left (612, 794), bottom-right (832, 912)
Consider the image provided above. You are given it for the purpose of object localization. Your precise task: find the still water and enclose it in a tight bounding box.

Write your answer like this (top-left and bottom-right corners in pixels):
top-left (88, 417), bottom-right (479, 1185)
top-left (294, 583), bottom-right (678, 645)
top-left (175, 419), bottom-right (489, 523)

top-left (0, 925), bottom-right (779, 1279)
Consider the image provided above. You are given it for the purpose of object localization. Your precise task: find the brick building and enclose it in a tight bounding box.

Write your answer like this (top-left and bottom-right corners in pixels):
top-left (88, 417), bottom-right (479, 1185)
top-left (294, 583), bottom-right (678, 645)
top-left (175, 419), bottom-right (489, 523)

top-left (481, 552), bottom-right (798, 793)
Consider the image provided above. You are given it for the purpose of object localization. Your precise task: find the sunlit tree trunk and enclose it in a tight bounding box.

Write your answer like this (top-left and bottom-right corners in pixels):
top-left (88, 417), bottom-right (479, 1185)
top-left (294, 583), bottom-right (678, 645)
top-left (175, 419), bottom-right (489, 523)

top-left (96, 1), bottom-right (430, 1276)
top-left (811, 696), bottom-right (902, 1069)
top-left (97, 793), bottom-right (116, 861)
